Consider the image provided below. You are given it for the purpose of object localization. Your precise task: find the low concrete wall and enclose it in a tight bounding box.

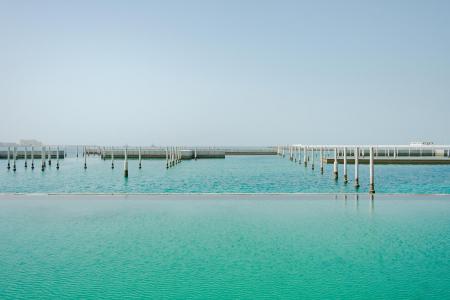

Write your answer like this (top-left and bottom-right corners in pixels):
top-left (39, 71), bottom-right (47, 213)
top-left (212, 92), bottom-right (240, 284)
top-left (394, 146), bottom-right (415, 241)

top-left (100, 149), bottom-right (225, 159)
top-left (0, 150), bottom-right (65, 159)
top-left (324, 157), bottom-right (450, 165)
top-left (195, 150), bottom-right (225, 158)
top-left (332, 148), bottom-right (448, 157)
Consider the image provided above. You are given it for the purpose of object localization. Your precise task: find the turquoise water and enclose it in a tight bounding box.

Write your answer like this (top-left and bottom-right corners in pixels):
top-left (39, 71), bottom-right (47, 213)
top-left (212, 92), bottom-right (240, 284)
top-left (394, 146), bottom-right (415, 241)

top-left (1, 156), bottom-right (450, 194)
top-left (0, 194), bottom-right (449, 299)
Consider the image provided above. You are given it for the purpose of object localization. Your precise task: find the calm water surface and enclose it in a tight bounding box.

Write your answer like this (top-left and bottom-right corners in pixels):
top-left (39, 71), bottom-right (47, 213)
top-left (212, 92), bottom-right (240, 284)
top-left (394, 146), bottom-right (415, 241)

top-left (0, 194), bottom-right (449, 299)
top-left (1, 156), bottom-right (450, 194)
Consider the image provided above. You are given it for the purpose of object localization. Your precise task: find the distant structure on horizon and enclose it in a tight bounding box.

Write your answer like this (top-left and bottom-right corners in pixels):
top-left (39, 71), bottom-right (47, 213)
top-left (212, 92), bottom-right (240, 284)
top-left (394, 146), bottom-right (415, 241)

top-left (0, 142), bottom-right (17, 147)
top-left (0, 139), bottom-right (44, 147)
top-left (19, 139), bottom-right (43, 146)
top-left (410, 141), bottom-right (434, 146)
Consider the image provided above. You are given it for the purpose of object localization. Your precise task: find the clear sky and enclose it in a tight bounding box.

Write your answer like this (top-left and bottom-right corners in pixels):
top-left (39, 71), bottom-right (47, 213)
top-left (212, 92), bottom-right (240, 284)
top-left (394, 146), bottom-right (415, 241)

top-left (1, 0), bottom-right (449, 146)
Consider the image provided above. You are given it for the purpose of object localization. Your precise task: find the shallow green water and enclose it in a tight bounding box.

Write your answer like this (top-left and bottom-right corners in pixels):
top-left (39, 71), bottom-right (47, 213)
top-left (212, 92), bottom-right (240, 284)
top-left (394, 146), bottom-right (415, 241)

top-left (1, 195), bottom-right (449, 299)
top-left (1, 156), bottom-right (450, 194)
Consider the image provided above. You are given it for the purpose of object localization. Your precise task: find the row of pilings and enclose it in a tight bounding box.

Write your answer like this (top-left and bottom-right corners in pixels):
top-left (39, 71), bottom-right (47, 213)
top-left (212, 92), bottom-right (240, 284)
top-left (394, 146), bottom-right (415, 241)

top-left (277, 145), bottom-right (375, 194)
top-left (84, 146), bottom-right (197, 177)
top-left (166, 146), bottom-right (183, 169)
top-left (4, 146), bottom-right (64, 172)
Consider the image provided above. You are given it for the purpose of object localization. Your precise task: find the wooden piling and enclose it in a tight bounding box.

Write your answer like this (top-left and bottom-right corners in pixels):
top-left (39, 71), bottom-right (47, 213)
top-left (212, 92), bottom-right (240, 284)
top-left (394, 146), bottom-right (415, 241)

top-left (311, 147), bottom-right (315, 170)
top-left (48, 146), bottom-right (51, 166)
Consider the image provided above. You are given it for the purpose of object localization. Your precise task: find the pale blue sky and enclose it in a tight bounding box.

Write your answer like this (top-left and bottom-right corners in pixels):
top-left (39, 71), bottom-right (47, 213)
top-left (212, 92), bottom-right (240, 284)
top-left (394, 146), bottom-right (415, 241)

top-left (1, 0), bottom-right (449, 146)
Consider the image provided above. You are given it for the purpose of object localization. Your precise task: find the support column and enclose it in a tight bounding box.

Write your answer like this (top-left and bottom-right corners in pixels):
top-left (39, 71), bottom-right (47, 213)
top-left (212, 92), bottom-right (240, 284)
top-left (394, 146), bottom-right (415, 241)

top-left (7, 147), bottom-right (10, 170)
top-left (166, 147), bottom-right (169, 168)
top-left (343, 147), bottom-right (348, 183)
top-left (56, 146), bottom-right (60, 169)
top-left (24, 147), bottom-right (28, 168)
top-left (369, 147), bottom-right (375, 194)
top-left (333, 148), bottom-right (338, 180)
top-left (320, 147), bottom-right (324, 174)
top-left (31, 146), bottom-right (35, 170)
top-left (13, 147), bottom-right (16, 172)
top-left (138, 147), bottom-right (142, 169)
top-left (354, 147), bottom-right (360, 188)
top-left (111, 147), bottom-right (115, 169)
top-left (294, 146), bottom-right (297, 162)
top-left (124, 148), bottom-right (128, 177)
top-left (303, 146), bottom-right (307, 167)
top-left (84, 147), bottom-right (87, 169)
top-left (41, 147), bottom-right (45, 171)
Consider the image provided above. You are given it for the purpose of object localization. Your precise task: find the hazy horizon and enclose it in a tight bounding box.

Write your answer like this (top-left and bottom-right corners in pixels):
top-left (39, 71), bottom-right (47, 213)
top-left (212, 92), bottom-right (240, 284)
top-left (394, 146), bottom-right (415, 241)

top-left (1, 1), bottom-right (449, 146)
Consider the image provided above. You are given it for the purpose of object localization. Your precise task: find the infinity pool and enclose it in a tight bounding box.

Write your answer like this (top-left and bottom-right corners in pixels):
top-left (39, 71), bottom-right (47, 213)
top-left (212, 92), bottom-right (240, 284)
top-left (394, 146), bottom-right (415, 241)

top-left (1, 194), bottom-right (449, 299)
